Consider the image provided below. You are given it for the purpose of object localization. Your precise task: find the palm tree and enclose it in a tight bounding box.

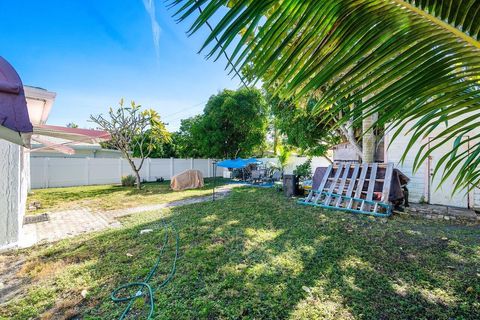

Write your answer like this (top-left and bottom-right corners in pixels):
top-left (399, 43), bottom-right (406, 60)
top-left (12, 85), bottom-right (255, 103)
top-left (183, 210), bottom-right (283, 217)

top-left (169, 0), bottom-right (480, 193)
top-left (277, 144), bottom-right (291, 172)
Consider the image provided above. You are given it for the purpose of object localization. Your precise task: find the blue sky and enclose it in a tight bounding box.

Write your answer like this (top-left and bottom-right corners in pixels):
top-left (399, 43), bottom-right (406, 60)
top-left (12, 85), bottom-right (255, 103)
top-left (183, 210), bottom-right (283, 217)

top-left (0, 0), bottom-right (241, 131)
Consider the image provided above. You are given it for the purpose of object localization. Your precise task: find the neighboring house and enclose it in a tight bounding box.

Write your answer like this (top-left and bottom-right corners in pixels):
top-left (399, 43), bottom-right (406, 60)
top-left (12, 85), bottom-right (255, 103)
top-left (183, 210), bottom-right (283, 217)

top-left (25, 87), bottom-right (119, 158)
top-left (25, 86), bottom-right (120, 159)
top-left (30, 141), bottom-right (123, 158)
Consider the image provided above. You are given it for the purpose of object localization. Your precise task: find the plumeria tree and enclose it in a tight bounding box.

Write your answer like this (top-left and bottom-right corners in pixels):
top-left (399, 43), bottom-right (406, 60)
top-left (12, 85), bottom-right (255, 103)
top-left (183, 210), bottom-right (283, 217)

top-left (90, 99), bottom-right (170, 189)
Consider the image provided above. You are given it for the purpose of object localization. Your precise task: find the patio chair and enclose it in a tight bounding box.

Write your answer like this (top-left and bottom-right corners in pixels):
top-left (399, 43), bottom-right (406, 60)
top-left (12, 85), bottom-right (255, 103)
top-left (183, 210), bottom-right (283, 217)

top-left (250, 169), bottom-right (264, 184)
top-left (271, 170), bottom-right (282, 181)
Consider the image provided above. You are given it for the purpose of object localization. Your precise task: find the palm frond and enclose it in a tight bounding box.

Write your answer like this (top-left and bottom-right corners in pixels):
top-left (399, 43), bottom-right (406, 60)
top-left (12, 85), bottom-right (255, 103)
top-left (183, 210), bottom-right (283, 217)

top-left (169, 0), bottom-right (480, 192)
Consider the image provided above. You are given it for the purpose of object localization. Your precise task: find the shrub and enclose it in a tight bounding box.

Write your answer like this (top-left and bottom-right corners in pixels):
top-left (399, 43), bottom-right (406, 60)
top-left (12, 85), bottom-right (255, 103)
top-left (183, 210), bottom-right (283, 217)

top-left (121, 175), bottom-right (136, 187)
top-left (294, 158), bottom-right (312, 180)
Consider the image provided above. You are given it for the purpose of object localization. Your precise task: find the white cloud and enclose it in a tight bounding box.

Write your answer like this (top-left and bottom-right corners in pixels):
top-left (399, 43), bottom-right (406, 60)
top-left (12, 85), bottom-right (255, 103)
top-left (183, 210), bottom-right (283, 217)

top-left (142, 0), bottom-right (161, 60)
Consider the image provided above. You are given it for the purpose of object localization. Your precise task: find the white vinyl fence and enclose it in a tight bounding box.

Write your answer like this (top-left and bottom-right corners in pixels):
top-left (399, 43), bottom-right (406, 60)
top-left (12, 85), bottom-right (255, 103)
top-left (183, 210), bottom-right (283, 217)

top-left (30, 158), bottom-right (221, 189)
top-left (257, 156), bottom-right (331, 176)
top-left (30, 156), bottom-right (331, 189)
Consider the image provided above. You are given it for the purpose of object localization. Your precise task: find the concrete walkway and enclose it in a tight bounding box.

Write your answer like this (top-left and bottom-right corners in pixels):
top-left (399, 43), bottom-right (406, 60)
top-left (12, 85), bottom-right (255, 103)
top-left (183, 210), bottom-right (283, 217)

top-left (20, 186), bottom-right (233, 248)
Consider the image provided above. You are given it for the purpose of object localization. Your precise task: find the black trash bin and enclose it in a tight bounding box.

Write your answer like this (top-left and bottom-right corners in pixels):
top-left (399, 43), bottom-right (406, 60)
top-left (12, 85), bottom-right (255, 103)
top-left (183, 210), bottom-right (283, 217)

top-left (283, 174), bottom-right (300, 197)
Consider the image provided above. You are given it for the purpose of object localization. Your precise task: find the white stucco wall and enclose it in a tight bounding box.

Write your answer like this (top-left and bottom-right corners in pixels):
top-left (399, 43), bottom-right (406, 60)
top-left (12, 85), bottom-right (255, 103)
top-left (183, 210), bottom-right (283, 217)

top-left (0, 139), bottom-right (28, 248)
top-left (474, 189), bottom-right (480, 209)
top-left (386, 119), bottom-right (480, 209)
top-left (385, 128), bottom-right (427, 203)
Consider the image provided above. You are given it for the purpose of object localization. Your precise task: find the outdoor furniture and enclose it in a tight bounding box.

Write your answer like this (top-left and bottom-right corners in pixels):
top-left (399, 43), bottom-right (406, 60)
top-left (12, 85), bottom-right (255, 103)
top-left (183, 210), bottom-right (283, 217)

top-left (217, 158), bottom-right (262, 181)
top-left (271, 170), bottom-right (282, 181)
top-left (298, 162), bottom-right (409, 217)
top-left (250, 168), bottom-right (266, 184)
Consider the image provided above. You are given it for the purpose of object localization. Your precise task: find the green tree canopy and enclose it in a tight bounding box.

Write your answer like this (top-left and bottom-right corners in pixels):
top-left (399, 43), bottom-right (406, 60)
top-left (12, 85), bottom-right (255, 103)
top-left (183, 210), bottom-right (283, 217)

top-left (269, 93), bottom-right (341, 158)
top-left (131, 129), bottom-right (178, 158)
top-left (180, 88), bottom-right (268, 159)
top-left (174, 115), bottom-right (204, 158)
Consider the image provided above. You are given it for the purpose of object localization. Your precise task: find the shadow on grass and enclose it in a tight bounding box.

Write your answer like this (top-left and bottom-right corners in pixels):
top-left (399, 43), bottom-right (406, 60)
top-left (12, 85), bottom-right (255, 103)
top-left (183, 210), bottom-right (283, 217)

top-left (3, 188), bottom-right (479, 319)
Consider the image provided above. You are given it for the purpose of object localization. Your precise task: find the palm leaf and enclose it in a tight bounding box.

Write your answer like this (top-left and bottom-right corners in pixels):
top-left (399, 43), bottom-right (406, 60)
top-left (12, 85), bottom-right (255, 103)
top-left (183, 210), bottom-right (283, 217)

top-left (169, 0), bottom-right (480, 192)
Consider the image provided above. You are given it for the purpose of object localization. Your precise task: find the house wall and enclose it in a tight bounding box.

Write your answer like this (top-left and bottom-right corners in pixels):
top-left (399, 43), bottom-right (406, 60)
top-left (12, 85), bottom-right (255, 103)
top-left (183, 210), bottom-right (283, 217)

top-left (385, 128), bottom-right (428, 203)
top-left (474, 189), bottom-right (480, 209)
top-left (386, 120), bottom-right (480, 209)
top-left (258, 156), bottom-right (332, 176)
top-left (0, 140), bottom-right (28, 248)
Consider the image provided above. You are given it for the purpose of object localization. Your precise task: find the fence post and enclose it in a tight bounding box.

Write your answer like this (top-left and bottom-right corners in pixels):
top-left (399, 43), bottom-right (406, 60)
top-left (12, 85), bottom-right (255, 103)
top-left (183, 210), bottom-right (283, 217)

top-left (43, 158), bottom-right (49, 188)
top-left (85, 158), bottom-right (90, 185)
top-left (118, 158), bottom-right (122, 183)
top-left (207, 158), bottom-right (211, 177)
top-left (190, 158), bottom-right (194, 170)
top-left (170, 157), bottom-right (174, 179)
top-left (147, 158), bottom-right (151, 182)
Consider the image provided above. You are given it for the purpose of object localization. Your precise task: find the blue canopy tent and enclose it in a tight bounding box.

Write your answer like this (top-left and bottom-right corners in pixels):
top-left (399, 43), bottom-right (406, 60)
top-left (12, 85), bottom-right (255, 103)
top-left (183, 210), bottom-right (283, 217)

top-left (217, 158), bottom-right (248, 169)
top-left (217, 158), bottom-right (262, 181)
top-left (245, 158), bottom-right (262, 165)
top-left (217, 157), bottom-right (261, 169)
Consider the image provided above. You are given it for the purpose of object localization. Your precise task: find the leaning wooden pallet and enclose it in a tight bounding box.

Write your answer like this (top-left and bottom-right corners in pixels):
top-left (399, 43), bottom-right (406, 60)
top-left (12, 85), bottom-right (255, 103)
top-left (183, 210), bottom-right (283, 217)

top-left (299, 163), bottom-right (395, 217)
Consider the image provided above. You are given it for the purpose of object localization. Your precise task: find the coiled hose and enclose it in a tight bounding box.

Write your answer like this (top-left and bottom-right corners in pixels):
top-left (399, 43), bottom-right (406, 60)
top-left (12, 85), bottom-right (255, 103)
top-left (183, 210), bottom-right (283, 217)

top-left (110, 220), bottom-right (179, 319)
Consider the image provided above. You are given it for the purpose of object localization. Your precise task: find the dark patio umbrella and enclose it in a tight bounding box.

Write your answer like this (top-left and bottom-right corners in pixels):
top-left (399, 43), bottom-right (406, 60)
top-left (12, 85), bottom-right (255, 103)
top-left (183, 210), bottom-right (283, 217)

top-left (0, 56), bottom-right (32, 147)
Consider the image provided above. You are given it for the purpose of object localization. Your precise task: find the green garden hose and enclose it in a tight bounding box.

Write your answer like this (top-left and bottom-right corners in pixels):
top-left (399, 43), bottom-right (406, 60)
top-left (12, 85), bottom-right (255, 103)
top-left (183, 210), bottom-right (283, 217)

top-left (110, 220), bottom-right (179, 319)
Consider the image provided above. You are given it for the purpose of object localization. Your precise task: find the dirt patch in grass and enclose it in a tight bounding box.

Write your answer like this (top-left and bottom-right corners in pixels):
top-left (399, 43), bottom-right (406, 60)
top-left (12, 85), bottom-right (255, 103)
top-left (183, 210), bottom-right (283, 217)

top-left (0, 254), bottom-right (29, 304)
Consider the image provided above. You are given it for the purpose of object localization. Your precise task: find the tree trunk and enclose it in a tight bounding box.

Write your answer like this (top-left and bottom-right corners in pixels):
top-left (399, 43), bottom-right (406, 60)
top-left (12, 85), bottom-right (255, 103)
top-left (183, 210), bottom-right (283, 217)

top-left (337, 124), bottom-right (363, 159)
top-left (125, 156), bottom-right (142, 189)
top-left (323, 155), bottom-right (333, 164)
top-left (134, 170), bottom-right (141, 189)
top-left (362, 110), bottom-right (377, 163)
top-left (273, 123), bottom-right (279, 155)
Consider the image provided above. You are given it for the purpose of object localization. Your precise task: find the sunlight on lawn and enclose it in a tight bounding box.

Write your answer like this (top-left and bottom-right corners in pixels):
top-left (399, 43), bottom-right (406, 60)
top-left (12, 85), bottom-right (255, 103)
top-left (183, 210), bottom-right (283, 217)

top-left (26, 178), bottom-right (229, 214)
top-left (1, 187), bottom-right (478, 319)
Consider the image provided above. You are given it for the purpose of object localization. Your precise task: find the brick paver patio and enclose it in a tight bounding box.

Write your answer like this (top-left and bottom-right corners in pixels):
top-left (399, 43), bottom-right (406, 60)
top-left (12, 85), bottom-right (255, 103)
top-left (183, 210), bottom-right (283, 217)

top-left (20, 186), bottom-right (234, 248)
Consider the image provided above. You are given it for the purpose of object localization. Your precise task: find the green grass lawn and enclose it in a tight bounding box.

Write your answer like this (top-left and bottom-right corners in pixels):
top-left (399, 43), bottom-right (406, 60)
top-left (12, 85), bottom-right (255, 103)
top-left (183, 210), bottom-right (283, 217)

top-left (2, 188), bottom-right (479, 319)
top-left (26, 178), bottom-right (230, 214)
